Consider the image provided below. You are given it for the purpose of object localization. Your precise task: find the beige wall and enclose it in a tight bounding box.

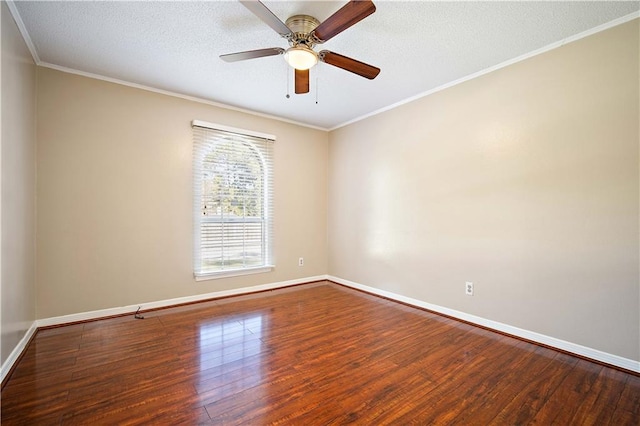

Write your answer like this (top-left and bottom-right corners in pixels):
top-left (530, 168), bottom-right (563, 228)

top-left (36, 68), bottom-right (328, 318)
top-left (1, 2), bottom-right (37, 364)
top-left (7, 8), bottom-right (637, 366)
top-left (328, 20), bottom-right (639, 361)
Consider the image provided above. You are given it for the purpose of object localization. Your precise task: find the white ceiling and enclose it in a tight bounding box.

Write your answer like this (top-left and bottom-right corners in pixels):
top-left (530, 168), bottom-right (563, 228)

top-left (10, 1), bottom-right (640, 130)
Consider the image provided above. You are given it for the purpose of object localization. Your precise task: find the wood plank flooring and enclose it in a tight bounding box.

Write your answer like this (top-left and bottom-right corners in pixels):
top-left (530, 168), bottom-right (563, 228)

top-left (2, 281), bottom-right (639, 425)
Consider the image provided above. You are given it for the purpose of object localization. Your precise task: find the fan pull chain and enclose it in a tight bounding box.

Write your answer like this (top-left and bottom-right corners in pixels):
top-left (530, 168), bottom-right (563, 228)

top-left (285, 65), bottom-right (291, 99)
top-left (315, 65), bottom-right (320, 104)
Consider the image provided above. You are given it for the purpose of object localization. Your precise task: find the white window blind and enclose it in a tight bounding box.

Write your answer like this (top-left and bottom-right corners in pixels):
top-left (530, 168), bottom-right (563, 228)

top-left (192, 121), bottom-right (274, 279)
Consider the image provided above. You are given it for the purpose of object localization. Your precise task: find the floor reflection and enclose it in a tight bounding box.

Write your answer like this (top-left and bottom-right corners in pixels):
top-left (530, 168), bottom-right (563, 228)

top-left (196, 313), bottom-right (265, 399)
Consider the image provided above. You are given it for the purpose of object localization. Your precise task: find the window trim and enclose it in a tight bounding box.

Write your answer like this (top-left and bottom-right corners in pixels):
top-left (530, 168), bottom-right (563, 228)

top-left (194, 266), bottom-right (274, 282)
top-left (192, 120), bottom-right (275, 281)
top-left (192, 120), bottom-right (275, 141)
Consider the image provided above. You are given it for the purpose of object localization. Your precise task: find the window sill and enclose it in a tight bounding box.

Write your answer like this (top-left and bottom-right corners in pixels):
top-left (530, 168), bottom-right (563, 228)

top-left (194, 265), bottom-right (274, 281)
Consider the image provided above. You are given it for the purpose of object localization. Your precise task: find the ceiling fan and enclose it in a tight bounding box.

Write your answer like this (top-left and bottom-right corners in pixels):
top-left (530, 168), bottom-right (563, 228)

top-left (220, 0), bottom-right (380, 95)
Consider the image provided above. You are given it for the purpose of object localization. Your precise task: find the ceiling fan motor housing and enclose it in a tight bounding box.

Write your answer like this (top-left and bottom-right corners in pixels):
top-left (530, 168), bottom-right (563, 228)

top-left (285, 15), bottom-right (320, 48)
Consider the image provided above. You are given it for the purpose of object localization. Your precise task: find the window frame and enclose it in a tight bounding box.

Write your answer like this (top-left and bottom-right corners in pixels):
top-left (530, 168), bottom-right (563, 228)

top-left (192, 120), bottom-right (275, 281)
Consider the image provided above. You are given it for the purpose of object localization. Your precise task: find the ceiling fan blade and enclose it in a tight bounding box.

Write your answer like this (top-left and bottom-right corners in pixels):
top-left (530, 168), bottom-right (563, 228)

top-left (239, 0), bottom-right (293, 37)
top-left (319, 50), bottom-right (380, 80)
top-left (220, 47), bottom-right (285, 62)
top-left (311, 0), bottom-right (376, 43)
top-left (295, 69), bottom-right (310, 94)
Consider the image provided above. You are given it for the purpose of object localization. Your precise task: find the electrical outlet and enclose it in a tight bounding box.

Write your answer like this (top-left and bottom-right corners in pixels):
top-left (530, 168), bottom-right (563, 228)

top-left (298, 257), bottom-right (304, 267)
top-left (465, 282), bottom-right (474, 296)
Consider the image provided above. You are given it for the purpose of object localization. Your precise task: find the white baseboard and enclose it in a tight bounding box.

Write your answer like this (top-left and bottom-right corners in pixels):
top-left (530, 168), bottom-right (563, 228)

top-left (36, 275), bottom-right (328, 328)
top-left (5, 274), bottom-right (637, 381)
top-left (329, 275), bottom-right (640, 374)
top-left (1, 321), bottom-right (38, 383)
top-left (2, 275), bottom-right (327, 383)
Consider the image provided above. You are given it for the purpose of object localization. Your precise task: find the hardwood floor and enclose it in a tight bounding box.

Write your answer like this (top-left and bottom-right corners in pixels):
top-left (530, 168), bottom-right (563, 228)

top-left (2, 281), bottom-right (639, 425)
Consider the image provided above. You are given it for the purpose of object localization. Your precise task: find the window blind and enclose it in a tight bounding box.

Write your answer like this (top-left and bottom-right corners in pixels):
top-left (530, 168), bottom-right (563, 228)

top-left (192, 121), bottom-right (274, 279)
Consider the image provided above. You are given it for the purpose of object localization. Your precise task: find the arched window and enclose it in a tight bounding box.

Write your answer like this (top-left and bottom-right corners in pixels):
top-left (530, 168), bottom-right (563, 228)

top-left (192, 121), bottom-right (274, 279)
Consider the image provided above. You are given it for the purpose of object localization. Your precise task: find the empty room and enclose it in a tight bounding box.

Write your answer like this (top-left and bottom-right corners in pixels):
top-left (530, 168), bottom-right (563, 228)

top-left (1, 0), bottom-right (639, 424)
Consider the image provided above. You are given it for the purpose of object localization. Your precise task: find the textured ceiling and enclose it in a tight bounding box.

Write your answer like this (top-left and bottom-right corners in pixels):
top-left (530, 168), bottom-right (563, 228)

top-left (10, 1), bottom-right (640, 129)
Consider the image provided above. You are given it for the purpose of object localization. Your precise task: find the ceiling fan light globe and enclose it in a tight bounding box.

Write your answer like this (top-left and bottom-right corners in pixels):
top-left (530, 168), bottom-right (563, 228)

top-left (284, 47), bottom-right (318, 70)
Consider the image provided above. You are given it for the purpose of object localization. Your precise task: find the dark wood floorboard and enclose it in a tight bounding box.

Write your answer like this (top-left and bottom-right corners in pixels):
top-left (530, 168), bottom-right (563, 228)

top-left (2, 281), bottom-right (638, 425)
